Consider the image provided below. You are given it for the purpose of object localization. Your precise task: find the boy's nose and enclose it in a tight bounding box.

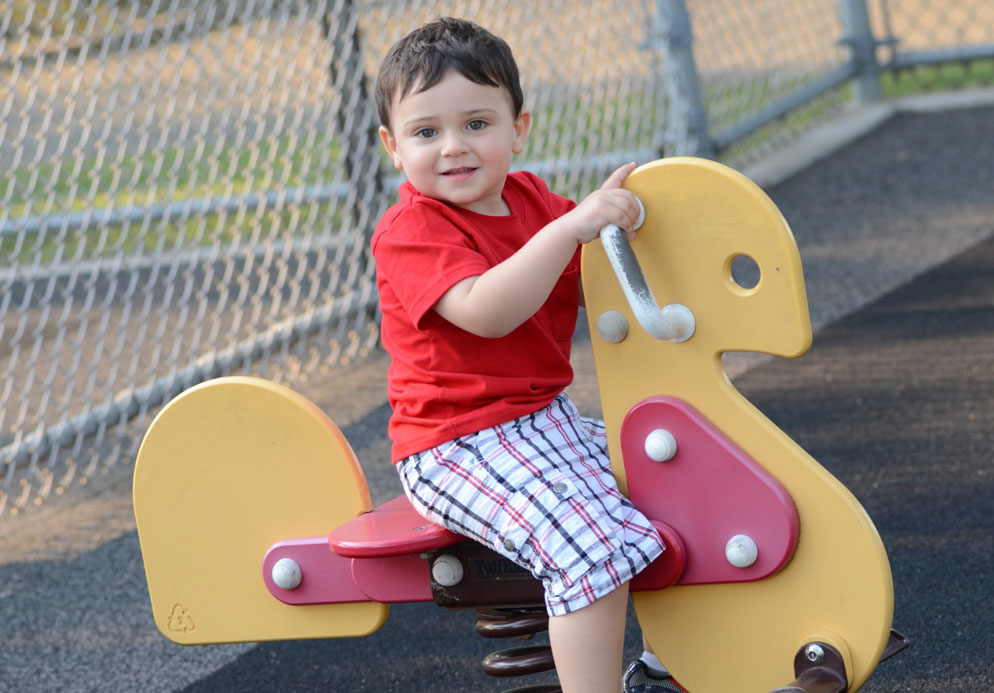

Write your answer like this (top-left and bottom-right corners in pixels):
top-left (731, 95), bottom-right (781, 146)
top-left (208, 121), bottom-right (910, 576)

top-left (440, 132), bottom-right (468, 156)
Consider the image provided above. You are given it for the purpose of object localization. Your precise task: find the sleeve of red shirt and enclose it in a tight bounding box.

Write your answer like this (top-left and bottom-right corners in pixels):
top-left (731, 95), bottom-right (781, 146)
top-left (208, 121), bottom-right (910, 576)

top-left (373, 202), bottom-right (490, 330)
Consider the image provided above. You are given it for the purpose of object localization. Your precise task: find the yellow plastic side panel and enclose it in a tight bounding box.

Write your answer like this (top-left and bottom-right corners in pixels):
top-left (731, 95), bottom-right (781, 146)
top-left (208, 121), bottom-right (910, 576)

top-left (583, 158), bottom-right (893, 691)
top-left (133, 376), bottom-right (387, 644)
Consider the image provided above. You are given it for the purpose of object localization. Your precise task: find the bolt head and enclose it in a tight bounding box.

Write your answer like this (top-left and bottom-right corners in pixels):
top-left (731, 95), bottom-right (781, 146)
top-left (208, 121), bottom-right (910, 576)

top-left (432, 554), bottom-right (464, 587)
top-left (804, 643), bottom-right (826, 664)
top-left (271, 557), bottom-right (302, 590)
top-left (724, 534), bottom-right (758, 568)
top-left (596, 310), bottom-right (629, 343)
top-left (644, 429), bottom-right (678, 462)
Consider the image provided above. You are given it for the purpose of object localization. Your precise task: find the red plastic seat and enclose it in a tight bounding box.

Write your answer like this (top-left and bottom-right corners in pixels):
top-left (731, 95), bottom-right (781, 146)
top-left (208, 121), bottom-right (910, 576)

top-left (329, 494), bottom-right (464, 558)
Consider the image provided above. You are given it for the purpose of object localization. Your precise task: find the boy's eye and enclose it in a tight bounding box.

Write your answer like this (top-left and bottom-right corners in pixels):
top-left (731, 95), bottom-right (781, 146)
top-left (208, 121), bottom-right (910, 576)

top-left (466, 119), bottom-right (487, 131)
top-left (415, 127), bottom-right (437, 139)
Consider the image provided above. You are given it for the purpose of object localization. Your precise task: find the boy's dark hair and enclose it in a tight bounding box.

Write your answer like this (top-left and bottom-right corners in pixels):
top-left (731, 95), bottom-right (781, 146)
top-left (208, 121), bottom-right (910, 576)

top-left (375, 17), bottom-right (524, 131)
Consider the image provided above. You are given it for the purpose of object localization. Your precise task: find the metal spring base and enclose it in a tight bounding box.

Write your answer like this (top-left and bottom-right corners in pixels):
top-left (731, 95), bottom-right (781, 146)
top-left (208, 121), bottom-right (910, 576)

top-left (476, 607), bottom-right (561, 693)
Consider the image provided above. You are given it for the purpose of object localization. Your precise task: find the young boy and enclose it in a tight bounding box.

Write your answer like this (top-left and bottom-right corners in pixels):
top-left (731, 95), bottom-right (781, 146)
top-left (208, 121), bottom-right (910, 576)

top-left (372, 17), bottom-right (683, 693)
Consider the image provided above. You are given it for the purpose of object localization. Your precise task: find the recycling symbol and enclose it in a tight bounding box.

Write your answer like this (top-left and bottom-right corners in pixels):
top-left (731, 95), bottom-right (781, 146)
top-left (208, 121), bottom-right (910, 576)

top-left (167, 603), bottom-right (196, 632)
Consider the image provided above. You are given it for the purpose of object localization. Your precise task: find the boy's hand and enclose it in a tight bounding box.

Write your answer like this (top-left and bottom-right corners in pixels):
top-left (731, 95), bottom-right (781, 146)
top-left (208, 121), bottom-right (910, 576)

top-left (561, 162), bottom-right (641, 244)
top-left (432, 163), bottom-right (640, 338)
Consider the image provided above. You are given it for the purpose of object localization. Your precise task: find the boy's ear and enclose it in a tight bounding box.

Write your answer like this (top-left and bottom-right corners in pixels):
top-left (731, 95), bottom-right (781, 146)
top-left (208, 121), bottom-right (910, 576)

top-left (379, 126), bottom-right (403, 170)
top-left (512, 111), bottom-right (531, 155)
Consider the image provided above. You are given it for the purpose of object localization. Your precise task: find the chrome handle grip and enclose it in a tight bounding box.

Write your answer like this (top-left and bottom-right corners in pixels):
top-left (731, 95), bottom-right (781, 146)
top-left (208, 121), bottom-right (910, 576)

top-left (598, 198), bottom-right (695, 343)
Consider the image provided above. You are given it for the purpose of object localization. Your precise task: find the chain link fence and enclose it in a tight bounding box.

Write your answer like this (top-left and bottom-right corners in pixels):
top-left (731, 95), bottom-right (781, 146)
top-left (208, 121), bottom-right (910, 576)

top-left (1, 0), bottom-right (992, 521)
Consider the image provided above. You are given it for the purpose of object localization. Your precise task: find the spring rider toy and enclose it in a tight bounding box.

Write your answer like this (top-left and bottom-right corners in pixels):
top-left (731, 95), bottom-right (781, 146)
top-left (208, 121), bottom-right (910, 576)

top-left (133, 157), bottom-right (907, 692)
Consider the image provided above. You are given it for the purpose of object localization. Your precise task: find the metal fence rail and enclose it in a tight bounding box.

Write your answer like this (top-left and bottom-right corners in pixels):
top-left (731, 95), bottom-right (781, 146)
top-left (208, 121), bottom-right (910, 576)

top-left (1, 0), bottom-right (993, 520)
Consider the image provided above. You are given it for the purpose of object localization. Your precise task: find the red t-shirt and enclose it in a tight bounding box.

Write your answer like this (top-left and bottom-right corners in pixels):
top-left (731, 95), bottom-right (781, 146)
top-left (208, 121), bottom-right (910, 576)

top-left (372, 171), bottom-right (579, 461)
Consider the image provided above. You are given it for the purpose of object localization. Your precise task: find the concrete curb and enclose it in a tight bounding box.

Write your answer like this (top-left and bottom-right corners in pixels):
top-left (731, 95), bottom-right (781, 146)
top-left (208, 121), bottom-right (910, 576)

top-left (743, 87), bottom-right (994, 190)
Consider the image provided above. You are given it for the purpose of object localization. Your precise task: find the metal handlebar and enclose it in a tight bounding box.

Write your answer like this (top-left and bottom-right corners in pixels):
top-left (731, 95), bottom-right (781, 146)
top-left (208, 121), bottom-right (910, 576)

top-left (598, 198), bottom-right (695, 343)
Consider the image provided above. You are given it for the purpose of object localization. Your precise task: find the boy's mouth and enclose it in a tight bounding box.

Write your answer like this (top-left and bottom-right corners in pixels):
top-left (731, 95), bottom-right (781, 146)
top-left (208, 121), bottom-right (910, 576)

top-left (441, 167), bottom-right (476, 176)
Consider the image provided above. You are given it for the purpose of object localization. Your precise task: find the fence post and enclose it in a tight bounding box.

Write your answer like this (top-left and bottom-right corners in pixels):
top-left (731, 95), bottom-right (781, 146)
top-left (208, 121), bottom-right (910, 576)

top-left (655, 0), bottom-right (714, 158)
top-left (838, 0), bottom-right (883, 104)
top-left (323, 0), bottom-right (387, 244)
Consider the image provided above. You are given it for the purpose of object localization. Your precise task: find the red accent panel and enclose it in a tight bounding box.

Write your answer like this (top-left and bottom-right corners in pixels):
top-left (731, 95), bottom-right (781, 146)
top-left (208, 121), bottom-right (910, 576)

top-left (352, 553), bottom-right (434, 603)
top-left (329, 495), bottom-right (463, 558)
top-left (630, 520), bottom-right (686, 592)
top-left (621, 397), bottom-right (798, 585)
top-left (263, 537), bottom-right (435, 605)
top-left (263, 537), bottom-right (368, 605)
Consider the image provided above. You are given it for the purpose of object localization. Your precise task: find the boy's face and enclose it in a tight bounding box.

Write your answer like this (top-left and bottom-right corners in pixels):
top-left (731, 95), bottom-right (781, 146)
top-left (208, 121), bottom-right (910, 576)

top-left (379, 70), bottom-right (530, 216)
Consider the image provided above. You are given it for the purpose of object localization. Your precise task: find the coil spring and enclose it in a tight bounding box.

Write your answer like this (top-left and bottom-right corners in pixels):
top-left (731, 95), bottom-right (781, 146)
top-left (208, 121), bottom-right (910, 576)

top-left (475, 607), bottom-right (562, 693)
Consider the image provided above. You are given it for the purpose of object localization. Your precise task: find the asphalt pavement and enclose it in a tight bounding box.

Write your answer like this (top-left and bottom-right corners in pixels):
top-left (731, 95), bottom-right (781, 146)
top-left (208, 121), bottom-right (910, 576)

top-left (2, 99), bottom-right (994, 692)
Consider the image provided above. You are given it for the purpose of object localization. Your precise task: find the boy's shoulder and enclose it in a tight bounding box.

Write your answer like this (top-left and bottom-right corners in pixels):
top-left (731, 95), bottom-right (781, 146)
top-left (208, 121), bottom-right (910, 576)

top-left (372, 183), bottom-right (462, 252)
top-left (375, 181), bottom-right (443, 227)
top-left (504, 170), bottom-right (574, 219)
top-left (505, 169), bottom-right (552, 196)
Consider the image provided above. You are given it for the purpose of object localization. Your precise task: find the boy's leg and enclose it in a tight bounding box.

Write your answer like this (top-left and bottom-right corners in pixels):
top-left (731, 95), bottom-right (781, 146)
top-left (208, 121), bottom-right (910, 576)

top-left (548, 582), bottom-right (630, 693)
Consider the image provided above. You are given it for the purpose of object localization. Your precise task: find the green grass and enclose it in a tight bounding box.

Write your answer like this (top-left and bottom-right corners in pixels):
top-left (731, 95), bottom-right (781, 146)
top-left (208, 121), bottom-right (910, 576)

top-left (2, 134), bottom-right (346, 264)
top-left (4, 133), bottom-right (341, 215)
top-left (881, 58), bottom-right (994, 97)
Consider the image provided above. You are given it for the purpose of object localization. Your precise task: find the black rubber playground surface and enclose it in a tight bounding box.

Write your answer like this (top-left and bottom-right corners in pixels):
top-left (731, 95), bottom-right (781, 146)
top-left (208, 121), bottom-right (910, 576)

top-left (1, 103), bottom-right (993, 692)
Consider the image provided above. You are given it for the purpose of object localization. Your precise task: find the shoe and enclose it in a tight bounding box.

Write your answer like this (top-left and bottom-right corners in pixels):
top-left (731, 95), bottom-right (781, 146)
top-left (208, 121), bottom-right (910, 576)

top-left (622, 659), bottom-right (688, 692)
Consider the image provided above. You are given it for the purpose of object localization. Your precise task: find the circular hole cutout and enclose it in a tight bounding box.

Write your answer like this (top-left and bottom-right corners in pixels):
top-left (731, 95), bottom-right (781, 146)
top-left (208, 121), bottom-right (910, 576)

top-left (729, 254), bottom-right (760, 291)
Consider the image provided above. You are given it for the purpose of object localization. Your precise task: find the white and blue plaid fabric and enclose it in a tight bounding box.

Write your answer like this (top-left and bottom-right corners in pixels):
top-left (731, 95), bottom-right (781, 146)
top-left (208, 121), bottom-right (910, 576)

top-left (398, 394), bottom-right (665, 616)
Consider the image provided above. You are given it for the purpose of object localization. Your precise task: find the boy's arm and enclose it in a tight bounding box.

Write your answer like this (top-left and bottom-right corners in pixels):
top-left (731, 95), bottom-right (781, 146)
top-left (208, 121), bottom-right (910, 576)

top-left (434, 163), bottom-right (639, 338)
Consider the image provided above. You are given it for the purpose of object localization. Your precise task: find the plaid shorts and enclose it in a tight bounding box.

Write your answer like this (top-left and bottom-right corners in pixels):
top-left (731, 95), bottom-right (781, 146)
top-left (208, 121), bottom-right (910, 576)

top-left (397, 394), bottom-right (665, 616)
